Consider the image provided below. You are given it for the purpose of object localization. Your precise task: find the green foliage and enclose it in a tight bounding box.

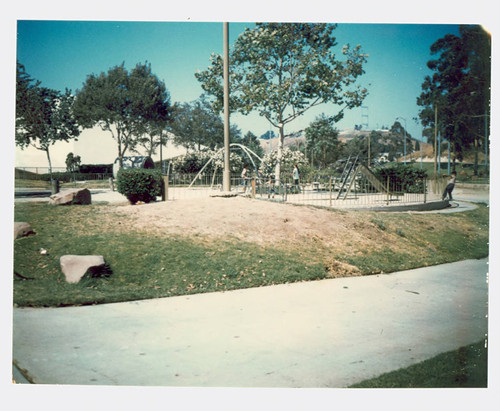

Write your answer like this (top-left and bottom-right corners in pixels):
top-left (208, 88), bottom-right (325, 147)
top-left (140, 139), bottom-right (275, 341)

top-left (261, 148), bottom-right (308, 177)
top-left (374, 164), bottom-right (428, 193)
top-left (16, 62), bottom-right (81, 174)
top-left (417, 25), bottom-right (490, 175)
top-left (260, 130), bottom-right (276, 140)
top-left (65, 153), bottom-right (81, 173)
top-left (74, 62), bottom-right (171, 164)
top-left (116, 168), bottom-right (163, 204)
top-left (79, 164), bottom-right (113, 174)
top-left (239, 131), bottom-right (264, 158)
top-left (169, 97), bottom-right (240, 151)
top-left (40, 171), bottom-right (113, 182)
top-left (196, 23), bottom-right (369, 181)
top-left (171, 150), bottom-right (244, 174)
top-left (305, 114), bottom-right (341, 168)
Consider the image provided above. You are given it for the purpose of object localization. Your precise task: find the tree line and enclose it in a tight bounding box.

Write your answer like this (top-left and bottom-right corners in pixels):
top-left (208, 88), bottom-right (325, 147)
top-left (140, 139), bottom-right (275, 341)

top-left (417, 25), bottom-right (491, 175)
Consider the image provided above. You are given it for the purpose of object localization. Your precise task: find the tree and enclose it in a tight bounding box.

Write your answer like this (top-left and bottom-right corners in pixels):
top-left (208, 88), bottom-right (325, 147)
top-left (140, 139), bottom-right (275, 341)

top-left (196, 23), bottom-right (368, 183)
top-left (65, 152), bottom-right (81, 173)
top-left (16, 62), bottom-right (81, 178)
top-left (305, 114), bottom-right (341, 168)
top-left (342, 130), bottom-right (389, 164)
top-left (417, 25), bottom-right (491, 174)
top-left (389, 120), bottom-right (413, 160)
top-left (239, 131), bottom-right (264, 158)
top-left (130, 63), bottom-right (172, 157)
top-left (74, 62), bottom-right (171, 167)
top-left (169, 96), bottom-right (241, 151)
top-left (260, 130), bottom-right (276, 140)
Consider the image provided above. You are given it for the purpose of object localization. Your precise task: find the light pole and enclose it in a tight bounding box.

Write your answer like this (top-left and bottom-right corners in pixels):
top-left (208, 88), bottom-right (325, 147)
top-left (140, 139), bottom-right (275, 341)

top-left (396, 117), bottom-right (407, 165)
top-left (222, 22), bottom-right (231, 192)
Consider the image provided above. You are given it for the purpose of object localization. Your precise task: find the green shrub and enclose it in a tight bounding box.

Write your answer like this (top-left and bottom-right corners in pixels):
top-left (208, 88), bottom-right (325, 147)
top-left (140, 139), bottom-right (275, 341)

top-left (39, 171), bottom-right (113, 182)
top-left (79, 163), bottom-right (113, 174)
top-left (374, 164), bottom-right (427, 193)
top-left (116, 168), bottom-right (163, 204)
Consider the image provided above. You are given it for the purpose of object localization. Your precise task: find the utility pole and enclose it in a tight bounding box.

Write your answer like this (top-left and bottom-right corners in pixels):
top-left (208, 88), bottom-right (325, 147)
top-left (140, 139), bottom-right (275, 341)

top-left (367, 134), bottom-right (371, 166)
top-left (434, 105), bottom-right (438, 175)
top-left (222, 22), bottom-right (231, 192)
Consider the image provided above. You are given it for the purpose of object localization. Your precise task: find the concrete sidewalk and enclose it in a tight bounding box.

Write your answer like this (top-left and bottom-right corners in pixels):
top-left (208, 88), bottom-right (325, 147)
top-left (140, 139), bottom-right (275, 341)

top-left (12, 258), bottom-right (488, 387)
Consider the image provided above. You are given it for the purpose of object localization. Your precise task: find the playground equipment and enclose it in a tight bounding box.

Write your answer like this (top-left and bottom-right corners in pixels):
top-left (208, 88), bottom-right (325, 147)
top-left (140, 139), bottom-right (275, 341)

top-left (335, 155), bottom-right (394, 200)
top-left (187, 143), bottom-right (270, 189)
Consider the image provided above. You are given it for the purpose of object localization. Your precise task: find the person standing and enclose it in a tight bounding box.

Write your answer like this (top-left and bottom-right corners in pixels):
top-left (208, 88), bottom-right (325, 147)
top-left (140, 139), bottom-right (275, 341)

top-left (442, 171), bottom-right (457, 201)
top-left (293, 164), bottom-right (300, 193)
top-left (241, 166), bottom-right (249, 193)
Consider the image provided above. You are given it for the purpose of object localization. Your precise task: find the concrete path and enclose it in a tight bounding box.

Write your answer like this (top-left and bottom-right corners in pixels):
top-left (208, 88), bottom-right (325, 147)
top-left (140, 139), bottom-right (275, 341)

top-left (12, 258), bottom-right (488, 387)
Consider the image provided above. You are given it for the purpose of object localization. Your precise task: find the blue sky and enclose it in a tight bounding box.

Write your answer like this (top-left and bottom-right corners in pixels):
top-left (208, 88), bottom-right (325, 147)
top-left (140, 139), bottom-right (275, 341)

top-left (16, 20), bottom-right (461, 144)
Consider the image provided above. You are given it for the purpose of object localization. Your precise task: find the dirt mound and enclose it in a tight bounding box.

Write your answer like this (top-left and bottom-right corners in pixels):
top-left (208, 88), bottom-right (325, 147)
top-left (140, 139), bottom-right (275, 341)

top-left (113, 196), bottom-right (376, 249)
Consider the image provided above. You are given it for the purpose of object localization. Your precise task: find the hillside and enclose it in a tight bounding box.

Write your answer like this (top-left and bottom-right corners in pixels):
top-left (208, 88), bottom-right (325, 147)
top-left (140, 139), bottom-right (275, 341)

top-left (259, 130), bottom-right (488, 165)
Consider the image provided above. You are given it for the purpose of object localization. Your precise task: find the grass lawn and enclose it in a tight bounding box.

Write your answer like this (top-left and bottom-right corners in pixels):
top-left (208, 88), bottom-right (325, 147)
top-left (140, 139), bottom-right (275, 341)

top-left (13, 200), bottom-right (489, 307)
top-left (349, 340), bottom-right (488, 388)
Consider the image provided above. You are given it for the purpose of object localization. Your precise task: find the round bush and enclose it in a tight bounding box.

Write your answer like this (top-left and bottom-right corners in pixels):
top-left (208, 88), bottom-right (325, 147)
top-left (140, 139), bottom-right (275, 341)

top-left (116, 168), bottom-right (163, 204)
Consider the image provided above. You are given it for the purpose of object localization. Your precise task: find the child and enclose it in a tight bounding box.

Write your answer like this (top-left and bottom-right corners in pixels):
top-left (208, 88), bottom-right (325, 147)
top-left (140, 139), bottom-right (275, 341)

top-left (266, 174), bottom-right (275, 198)
top-left (442, 171), bottom-right (457, 201)
top-left (241, 166), bottom-right (248, 192)
top-left (293, 164), bottom-right (301, 193)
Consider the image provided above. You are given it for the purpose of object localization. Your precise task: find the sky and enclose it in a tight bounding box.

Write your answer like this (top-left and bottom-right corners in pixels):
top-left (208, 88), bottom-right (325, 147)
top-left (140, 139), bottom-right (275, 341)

top-left (6, 1), bottom-right (496, 169)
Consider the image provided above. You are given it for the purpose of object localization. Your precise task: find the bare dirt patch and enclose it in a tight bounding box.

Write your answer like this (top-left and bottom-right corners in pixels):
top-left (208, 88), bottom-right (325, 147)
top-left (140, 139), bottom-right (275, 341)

top-left (111, 196), bottom-right (394, 252)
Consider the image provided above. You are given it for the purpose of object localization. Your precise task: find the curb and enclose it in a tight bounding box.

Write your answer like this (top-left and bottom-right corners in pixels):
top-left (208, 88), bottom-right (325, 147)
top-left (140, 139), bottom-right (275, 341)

top-left (344, 200), bottom-right (451, 212)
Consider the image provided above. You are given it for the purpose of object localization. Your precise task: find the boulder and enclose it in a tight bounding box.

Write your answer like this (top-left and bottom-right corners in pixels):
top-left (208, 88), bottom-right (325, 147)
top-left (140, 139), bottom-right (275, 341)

top-left (49, 188), bottom-right (91, 205)
top-left (14, 222), bottom-right (35, 239)
top-left (60, 255), bottom-right (106, 284)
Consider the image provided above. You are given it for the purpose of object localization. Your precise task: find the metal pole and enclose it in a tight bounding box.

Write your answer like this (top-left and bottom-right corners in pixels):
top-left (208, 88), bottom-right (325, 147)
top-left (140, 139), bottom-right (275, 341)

top-left (329, 176), bottom-right (332, 207)
top-left (404, 127), bottom-right (406, 165)
top-left (438, 131), bottom-right (441, 174)
top-left (434, 105), bottom-right (438, 175)
top-left (222, 22), bottom-right (231, 192)
top-left (368, 134), bottom-right (371, 166)
top-left (420, 136), bottom-right (423, 170)
top-left (386, 175), bottom-right (390, 206)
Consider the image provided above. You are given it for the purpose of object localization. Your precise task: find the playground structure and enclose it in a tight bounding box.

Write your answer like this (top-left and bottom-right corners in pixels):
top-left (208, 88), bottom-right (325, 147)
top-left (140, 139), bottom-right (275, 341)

top-left (187, 143), bottom-right (269, 189)
top-left (162, 147), bottom-right (445, 210)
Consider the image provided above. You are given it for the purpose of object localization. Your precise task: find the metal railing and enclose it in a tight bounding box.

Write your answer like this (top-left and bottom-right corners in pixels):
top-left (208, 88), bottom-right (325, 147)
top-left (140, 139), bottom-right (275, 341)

top-left (251, 175), bottom-right (435, 209)
top-left (159, 172), bottom-right (440, 208)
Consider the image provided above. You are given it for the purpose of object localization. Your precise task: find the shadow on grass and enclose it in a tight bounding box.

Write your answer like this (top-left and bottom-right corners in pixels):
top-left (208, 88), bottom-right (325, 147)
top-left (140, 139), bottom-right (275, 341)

top-left (349, 340), bottom-right (487, 388)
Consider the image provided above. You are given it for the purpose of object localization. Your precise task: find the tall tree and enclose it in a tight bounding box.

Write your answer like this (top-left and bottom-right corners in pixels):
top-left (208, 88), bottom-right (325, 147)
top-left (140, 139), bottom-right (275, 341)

top-left (417, 25), bottom-right (491, 174)
top-left (16, 62), bottom-right (81, 178)
top-left (65, 152), bottom-right (81, 173)
top-left (74, 62), bottom-right (171, 167)
top-left (169, 97), bottom-right (241, 151)
top-left (389, 120), bottom-right (413, 160)
top-left (259, 130), bottom-right (276, 140)
top-left (129, 63), bottom-right (172, 157)
top-left (196, 23), bottom-right (368, 183)
top-left (305, 114), bottom-right (341, 168)
top-left (238, 131), bottom-right (264, 158)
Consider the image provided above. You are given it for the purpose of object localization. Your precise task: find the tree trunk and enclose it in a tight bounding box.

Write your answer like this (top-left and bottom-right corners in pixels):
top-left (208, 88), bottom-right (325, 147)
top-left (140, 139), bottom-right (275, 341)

top-left (45, 147), bottom-right (53, 181)
top-left (274, 123), bottom-right (285, 185)
top-left (117, 130), bottom-right (124, 168)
